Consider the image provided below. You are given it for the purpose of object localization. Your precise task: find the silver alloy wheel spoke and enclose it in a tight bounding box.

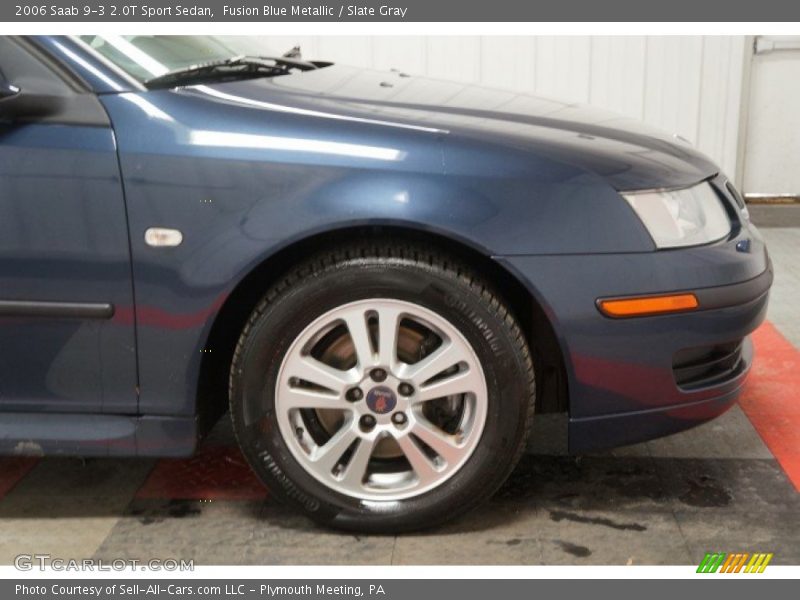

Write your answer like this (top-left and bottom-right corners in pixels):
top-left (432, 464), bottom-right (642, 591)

top-left (311, 423), bottom-right (359, 473)
top-left (339, 436), bottom-right (378, 487)
top-left (395, 432), bottom-right (441, 486)
top-left (408, 419), bottom-right (462, 464)
top-left (275, 299), bottom-right (488, 501)
top-left (416, 368), bottom-right (482, 403)
top-left (281, 387), bottom-right (352, 411)
top-left (342, 308), bottom-right (376, 371)
top-left (285, 354), bottom-right (358, 394)
top-left (399, 340), bottom-right (469, 386)
top-left (376, 306), bottom-right (402, 371)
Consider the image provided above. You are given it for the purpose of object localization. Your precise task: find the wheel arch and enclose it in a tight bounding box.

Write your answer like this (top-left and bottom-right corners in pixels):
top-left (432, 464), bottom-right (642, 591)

top-left (196, 224), bottom-right (569, 437)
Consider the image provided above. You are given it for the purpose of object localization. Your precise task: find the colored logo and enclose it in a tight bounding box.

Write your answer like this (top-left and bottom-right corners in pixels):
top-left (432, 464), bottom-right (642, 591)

top-left (366, 386), bottom-right (396, 414)
top-left (697, 552), bottom-right (773, 573)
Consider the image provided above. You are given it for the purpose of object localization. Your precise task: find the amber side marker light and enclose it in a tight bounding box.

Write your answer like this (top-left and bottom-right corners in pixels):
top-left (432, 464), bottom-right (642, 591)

top-left (598, 293), bottom-right (699, 318)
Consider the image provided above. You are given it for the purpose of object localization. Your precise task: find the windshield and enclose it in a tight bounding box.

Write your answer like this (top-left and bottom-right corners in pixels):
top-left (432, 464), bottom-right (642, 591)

top-left (78, 36), bottom-right (288, 82)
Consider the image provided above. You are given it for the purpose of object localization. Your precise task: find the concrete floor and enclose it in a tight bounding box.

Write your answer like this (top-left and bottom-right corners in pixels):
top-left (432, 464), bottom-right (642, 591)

top-left (0, 207), bottom-right (798, 566)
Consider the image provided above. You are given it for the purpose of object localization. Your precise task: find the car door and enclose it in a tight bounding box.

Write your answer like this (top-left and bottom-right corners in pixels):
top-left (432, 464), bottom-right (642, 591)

top-left (0, 37), bottom-right (137, 414)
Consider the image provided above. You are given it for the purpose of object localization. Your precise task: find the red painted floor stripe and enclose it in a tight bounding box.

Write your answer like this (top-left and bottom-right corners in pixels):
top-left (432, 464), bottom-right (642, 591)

top-left (136, 445), bottom-right (268, 501)
top-left (0, 457), bottom-right (39, 499)
top-left (741, 322), bottom-right (800, 492)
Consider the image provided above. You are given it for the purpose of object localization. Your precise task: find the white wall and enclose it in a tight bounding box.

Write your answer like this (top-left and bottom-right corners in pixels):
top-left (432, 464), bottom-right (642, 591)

top-left (743, 38), bottom-right (800, 195)
top-left (252, 36), bottom-right (748, 180)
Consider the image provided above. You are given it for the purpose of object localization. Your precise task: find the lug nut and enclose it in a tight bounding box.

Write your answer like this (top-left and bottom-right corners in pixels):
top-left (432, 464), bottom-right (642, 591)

top-left (359, 415), bottom-right (376, 431)
top-left (346, 387), bottom-right (364, 402)
top-left (370, 368), bottom-right (388, 382)
top-left (398, 382), bottom-right (414, 396)
top-left (391, 412), bottom-right (407, 426)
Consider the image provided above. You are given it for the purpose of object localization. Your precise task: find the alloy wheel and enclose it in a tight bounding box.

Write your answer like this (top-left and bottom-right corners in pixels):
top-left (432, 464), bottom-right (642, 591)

top-left (274, 299), bottom-right (488, 501)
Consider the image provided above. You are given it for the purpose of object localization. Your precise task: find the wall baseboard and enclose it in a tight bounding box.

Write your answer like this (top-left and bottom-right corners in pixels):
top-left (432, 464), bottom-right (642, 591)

top-left (745, 194), bottom-right (800, 205)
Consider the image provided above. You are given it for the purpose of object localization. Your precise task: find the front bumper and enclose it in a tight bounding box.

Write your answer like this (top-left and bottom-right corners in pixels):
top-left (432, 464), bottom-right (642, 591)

top-left (500, 221), bottom-right (771, 452)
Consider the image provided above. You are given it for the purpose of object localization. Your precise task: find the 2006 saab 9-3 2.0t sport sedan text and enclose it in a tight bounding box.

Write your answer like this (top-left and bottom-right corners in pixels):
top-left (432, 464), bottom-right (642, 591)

top-left (0, 35), bottom-right (772, 532)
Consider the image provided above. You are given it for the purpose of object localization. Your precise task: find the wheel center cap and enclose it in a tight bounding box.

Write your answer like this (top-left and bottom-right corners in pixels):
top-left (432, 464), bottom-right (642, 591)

top-left (366, 386), bottom-right (397, 415)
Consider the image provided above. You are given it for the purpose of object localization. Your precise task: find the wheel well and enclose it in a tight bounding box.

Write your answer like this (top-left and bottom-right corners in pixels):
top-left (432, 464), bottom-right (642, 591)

top-left (196, 226), bottom-right (568, 438)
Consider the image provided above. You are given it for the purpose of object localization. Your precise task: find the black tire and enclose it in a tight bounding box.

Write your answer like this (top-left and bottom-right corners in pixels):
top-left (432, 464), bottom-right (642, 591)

top-left (229, 242), bottom-right (535, 533)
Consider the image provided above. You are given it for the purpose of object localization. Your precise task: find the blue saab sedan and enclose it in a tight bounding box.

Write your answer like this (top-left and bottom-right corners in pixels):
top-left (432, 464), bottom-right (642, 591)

top-left (0, 35), bottom-right (771, 532)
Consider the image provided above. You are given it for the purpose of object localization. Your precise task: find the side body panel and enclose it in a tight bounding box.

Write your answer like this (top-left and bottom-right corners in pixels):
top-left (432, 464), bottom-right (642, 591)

top-left (100, 86), bottom-right (654, 420)
top-left (101, 84), bottom-right (770, 442)
top-left (0, 119), bottom-right (137, 414)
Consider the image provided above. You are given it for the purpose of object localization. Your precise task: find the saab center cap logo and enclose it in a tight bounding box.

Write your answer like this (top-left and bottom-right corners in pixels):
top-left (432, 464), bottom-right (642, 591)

top-left (366, 386), bottom-right (397, 414)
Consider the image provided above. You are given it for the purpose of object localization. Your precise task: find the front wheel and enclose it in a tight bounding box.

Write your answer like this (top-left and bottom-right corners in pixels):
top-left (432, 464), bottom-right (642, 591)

top-left (230, 243), bottom-right (535, 532)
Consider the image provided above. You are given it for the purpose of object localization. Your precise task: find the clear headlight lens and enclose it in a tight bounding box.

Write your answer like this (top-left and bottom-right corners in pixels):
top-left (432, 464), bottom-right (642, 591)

top-left (623, 183), bottom-right (731, 249)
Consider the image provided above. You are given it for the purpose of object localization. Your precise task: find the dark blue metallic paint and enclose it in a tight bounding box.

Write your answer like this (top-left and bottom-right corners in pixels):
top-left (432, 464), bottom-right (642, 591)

top-left (0, 121), bottom-right (138, 416)
top-left (0, 35), bottom-right (770, 457)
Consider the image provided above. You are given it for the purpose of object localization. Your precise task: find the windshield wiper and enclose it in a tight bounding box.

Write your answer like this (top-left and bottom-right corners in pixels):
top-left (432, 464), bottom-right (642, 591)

top-left (282, 45), bottom-right (302, 59)
top-left (145, 55), bottom-right (318, 89)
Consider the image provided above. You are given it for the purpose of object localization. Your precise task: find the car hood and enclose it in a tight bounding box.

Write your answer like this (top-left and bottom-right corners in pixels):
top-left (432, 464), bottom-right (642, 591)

top-left (193, 65), bottom-right (719, 191)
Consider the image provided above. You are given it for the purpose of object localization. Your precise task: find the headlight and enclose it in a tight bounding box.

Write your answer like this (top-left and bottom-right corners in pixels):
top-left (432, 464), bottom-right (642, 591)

top-left (623, 183), bottom-right (731, 249)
